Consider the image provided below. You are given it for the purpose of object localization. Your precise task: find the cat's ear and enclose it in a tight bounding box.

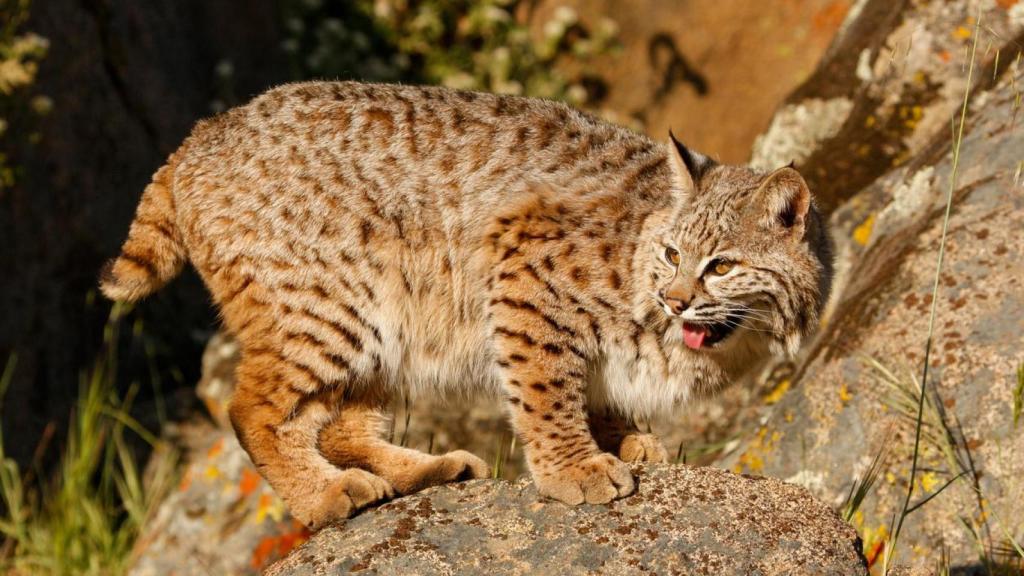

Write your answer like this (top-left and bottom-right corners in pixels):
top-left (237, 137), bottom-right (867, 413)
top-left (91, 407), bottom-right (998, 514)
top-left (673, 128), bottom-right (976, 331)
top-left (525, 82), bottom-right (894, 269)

top-left (667, 130), bottom-right (714, 194)
top-left (755, 165), bottom-right (811, 237)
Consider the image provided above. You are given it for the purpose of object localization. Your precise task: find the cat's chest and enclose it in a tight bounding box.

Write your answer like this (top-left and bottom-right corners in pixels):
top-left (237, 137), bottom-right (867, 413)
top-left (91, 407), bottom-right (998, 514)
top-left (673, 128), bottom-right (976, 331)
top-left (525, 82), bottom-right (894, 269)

top-left (588, 330), bottom-right (692, 419)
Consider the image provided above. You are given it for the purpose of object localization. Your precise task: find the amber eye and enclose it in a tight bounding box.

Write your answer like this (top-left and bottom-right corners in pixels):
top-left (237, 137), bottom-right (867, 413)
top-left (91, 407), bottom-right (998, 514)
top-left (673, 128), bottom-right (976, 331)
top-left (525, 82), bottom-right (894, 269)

top-left (709, 260), bottom-right (734, 276)
top-left (664, 246), bottom-right (681, 266)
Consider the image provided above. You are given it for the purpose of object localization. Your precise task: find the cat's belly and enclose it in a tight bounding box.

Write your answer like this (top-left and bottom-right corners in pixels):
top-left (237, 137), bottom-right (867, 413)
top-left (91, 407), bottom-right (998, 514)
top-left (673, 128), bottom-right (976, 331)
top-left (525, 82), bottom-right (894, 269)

top-left (385, 321), bottom-right (501, 398)
top-left (370, 269), bottom-right (501, 398)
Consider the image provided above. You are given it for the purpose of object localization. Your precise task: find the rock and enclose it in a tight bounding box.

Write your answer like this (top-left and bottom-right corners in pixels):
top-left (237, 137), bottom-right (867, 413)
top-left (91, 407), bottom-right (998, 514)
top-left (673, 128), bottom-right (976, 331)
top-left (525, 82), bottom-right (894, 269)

top-left (128, 425), bottom-right (308, 575)
top-left (266, 464), bottom-right (866, 575)
top-left (727, 45), bottom-right (1024, 570)
top-left (531, 0), bottom-right (844, 163)
top-left (751, 0), bottom-right (1024, 212)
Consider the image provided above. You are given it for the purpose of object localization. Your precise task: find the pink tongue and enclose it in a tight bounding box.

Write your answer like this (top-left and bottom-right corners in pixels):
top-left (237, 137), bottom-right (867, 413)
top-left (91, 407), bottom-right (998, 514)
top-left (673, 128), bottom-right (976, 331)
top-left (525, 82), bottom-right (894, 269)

top-left (682, 324), bottom-right (708, 350)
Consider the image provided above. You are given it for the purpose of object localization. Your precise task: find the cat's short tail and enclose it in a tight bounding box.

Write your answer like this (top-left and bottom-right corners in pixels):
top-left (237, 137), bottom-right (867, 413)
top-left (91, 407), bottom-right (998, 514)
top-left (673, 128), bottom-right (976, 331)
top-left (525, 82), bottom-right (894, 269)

top-left (99, 157), bottom-right (186, 302)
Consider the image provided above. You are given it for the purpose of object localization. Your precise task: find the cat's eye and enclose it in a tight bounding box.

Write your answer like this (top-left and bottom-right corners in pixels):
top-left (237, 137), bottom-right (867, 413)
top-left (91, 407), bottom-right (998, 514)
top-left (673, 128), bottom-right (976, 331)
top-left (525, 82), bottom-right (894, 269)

top-left (708, 260), bottom-right (734, 276)
top-left (664, 246), bottom-right (680, 266)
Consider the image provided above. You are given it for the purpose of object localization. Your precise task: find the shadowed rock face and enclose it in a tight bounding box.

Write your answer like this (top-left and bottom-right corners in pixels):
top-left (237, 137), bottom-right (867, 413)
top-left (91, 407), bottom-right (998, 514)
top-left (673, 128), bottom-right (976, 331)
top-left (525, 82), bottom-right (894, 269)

top-left (266, 464), bottom-right (866, 575)
top-left (2, 0), bottom-right (288, 466)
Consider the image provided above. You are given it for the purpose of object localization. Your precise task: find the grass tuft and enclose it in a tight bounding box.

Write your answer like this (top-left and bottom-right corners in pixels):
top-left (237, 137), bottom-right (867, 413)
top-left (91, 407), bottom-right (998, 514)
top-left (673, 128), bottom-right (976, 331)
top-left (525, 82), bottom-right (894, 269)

top-left (0, 309), bottom-right (178, 575)
top-left (491, 433), bottom-right (516, 480)
top-left (841, 436), bottom-right (889, 523)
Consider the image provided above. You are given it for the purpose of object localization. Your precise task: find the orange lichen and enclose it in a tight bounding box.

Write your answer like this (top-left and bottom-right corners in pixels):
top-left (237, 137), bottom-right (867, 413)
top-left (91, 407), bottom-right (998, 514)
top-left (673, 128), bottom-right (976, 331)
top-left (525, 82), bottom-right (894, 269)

top-left (250, 522), bottom-right (311, 569)
top-left (178, 469), bottom-right (193, 492)
top-left (853, 214), bottom-right (875, 246)
top-left (203, 465), bottom-right (221, 481)
top-left (251, 537), bottom-right (277, 569)
top-left (256, 492), bottom-right (287, 523)
top-left (733, 426), bottom-right (782, 474)
top-left (864, 530), bottom-right (887, 568)
top-left (853, 512), bottom-right (889, 570)
top-left (240, 468), bottom-right (262, 497)
top-left (206, 438), bottom-right (225, 459)
top-left (839, 382), bottom-right (853, 405)
top-left (764, 379), bottom-right (791, 405)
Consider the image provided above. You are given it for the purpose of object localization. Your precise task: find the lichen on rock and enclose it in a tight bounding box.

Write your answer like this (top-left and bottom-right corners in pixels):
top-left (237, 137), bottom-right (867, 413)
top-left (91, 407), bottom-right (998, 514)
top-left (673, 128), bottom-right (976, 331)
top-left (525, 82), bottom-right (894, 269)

top-left (266, 464), bottom-right (867, 576)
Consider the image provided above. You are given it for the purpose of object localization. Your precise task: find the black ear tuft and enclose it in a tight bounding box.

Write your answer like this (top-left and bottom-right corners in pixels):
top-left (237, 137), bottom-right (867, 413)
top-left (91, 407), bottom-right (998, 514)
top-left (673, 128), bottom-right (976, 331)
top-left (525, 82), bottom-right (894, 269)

top-left (669, 129), bottom-right (715, 182)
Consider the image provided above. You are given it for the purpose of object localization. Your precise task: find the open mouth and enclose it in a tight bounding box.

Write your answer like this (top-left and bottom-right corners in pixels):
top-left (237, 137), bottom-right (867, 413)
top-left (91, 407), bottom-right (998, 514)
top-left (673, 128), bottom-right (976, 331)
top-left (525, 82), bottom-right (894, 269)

top-left (681, 315), bottom-right (743, 350)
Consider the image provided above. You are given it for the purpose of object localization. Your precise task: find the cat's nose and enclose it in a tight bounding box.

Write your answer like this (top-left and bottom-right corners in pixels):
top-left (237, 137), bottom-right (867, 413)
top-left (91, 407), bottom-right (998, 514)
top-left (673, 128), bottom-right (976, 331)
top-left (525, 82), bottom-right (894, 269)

top-left (662, 293), bottom-right (690, 315)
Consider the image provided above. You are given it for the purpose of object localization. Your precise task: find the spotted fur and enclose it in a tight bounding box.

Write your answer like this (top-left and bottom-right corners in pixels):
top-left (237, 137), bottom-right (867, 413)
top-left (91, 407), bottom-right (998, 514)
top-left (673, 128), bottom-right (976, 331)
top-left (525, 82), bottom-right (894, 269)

top-left (100, 81), bottom-right (832, 528)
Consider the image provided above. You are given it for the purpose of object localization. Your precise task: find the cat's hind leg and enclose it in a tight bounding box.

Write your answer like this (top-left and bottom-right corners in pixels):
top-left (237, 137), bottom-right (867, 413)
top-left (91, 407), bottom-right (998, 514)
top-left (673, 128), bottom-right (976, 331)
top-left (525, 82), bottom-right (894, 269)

top-left (318, 387), bottom-right (490, 495)
top-left (229, 349), bottom-right (395, 530)
top-left (589, 410), bottom-right (669, 464)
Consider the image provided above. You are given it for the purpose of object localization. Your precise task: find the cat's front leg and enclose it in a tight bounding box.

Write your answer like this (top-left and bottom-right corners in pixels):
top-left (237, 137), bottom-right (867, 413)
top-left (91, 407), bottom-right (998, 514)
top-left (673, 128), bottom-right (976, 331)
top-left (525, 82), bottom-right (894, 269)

top-left (490, 306), bottom-right (634, 505)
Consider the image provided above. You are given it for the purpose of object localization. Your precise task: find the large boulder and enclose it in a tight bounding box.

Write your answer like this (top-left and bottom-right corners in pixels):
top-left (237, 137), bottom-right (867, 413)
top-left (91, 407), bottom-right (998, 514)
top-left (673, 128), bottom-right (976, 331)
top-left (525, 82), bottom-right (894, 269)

top-left (727, 38), bottom-right (1024, 571)
top-left (267, 464), bottom-right (866, 575)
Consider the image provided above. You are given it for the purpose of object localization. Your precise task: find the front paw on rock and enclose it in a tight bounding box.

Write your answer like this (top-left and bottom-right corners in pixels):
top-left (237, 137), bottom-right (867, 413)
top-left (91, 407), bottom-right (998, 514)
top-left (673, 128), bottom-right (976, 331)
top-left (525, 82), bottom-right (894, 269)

top-left (536, 452), bottom-right (635, 505)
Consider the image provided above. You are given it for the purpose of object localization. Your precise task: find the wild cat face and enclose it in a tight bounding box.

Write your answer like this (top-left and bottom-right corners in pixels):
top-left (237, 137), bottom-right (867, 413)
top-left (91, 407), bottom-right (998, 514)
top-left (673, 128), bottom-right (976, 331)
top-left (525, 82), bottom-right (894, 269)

top-left (643, 135), bottom-right (832, 359)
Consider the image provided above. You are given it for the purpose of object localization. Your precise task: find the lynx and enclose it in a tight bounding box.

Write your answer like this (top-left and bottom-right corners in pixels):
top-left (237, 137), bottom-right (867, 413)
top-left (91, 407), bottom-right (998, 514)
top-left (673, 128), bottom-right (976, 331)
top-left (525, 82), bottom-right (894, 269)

top-left (100, 81), bottom-right (832, 528)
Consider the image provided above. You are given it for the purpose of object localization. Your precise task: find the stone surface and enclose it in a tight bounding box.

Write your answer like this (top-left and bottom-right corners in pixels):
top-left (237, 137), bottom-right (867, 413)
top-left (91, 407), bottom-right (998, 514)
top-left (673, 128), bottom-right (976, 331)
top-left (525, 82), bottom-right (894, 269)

top-left (751, 0), bottom-right (1024, 212)
top-left (267, 464), bottom-right (866, 576)
top-left (727, 47), bottom-right (1024, 571)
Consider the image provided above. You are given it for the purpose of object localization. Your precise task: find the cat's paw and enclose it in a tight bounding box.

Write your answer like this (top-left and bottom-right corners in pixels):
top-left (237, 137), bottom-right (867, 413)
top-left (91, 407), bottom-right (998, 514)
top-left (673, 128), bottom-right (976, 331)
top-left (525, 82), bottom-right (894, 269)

top-left (390, 449), bottom-right (490, 494)
top-left (429, 449), bottom-right (492, 484)
top-left (619, 433), bottom-right (669, 463)
top-left (303, 468), bottom-right (395, 530)
top-left (535, 452), bottom-right (635, 505)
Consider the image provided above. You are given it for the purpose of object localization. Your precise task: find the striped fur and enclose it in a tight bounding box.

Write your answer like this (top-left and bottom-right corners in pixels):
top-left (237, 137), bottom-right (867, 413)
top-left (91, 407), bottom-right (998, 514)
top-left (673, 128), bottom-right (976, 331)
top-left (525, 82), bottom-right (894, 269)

top-left (100, 81), bottom-right (832, 528)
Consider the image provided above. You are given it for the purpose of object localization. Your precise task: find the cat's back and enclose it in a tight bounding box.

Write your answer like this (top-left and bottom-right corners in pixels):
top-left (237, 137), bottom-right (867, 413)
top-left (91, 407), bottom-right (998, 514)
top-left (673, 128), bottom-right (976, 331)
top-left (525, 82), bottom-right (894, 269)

top-left (171, 81), bottom-right (647, 266)
top-left (178, 80), bottom-right (610, 184)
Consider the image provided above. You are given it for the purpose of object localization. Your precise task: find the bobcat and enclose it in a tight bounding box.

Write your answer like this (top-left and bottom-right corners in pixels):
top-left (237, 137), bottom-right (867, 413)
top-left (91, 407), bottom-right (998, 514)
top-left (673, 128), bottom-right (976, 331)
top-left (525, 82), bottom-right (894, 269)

top-left (100, 81), bottom-right (832, 529)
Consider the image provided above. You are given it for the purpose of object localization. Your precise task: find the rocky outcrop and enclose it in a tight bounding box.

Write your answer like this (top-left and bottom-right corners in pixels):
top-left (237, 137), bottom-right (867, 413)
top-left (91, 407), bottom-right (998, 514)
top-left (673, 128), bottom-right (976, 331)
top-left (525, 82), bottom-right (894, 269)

top-left (752, 0), bottom-right (1024, 212)
top-left (266, 464), bottom-right (866, 575)
top-left (728, 33), bottom-right (1024, 572)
